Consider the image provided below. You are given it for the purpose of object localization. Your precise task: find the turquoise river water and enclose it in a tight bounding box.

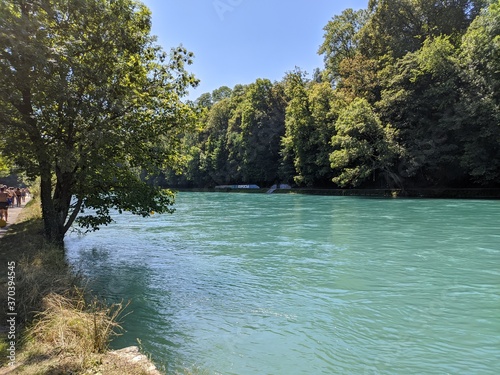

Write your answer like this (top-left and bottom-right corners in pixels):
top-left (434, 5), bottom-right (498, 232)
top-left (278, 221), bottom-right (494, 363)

top-left (65, 192), bottom-right (500, 375)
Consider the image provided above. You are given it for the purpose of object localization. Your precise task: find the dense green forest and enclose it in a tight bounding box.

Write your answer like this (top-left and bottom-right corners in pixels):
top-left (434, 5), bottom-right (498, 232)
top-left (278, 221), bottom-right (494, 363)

top-left (162, 0), bottom-right (500, 190)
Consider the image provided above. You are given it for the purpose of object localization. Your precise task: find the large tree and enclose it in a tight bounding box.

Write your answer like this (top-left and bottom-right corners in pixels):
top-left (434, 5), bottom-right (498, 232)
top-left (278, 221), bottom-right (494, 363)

top-left (377, 36), bottom-right (465, 186)
top-left (200, 97), bottom-right (235, 185)
top-left (330, 98), bottom-right (399, 188)
top-left (0, 0), bottom-right (197, 243)
top-left (458, 0), bottom-right (500, 184)
top-left (281, 70), bottom-right (317, 186)
top-left (231, 79), bottom-right (286, 185)
top-left (360, 0), bottom-right (488, 59)
top-left (318, 8), bottom-right (369, 83)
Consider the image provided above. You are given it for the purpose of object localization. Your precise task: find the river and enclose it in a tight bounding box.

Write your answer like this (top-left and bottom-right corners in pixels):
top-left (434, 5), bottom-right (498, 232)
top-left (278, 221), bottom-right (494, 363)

top-left (65, 192), bottom-right (500, 374)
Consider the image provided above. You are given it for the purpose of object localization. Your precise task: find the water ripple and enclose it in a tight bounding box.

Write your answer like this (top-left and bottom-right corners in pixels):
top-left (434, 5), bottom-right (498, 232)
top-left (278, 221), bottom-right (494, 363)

top-left (65, 194), bottom-right (500, 374)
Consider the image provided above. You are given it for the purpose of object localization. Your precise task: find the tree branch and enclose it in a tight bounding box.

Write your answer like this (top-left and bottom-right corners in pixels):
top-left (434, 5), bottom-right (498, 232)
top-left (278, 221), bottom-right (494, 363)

top-left (63, 197), bottom-right (83, 234)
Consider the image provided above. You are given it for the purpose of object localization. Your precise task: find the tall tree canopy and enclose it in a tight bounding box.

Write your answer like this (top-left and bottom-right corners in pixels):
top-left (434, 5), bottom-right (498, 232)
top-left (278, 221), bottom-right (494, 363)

top-left (0, 0), bottom-right (197, 243)
top-left (231, 78), bottom-right (286, 184)
top-left (318, 8), bottom-right (369, 83)
top-left (330, 98), bottom-right (398, 187)
top-left (360, 0), bottom-right (488, 59)
top-left (377, 36), bottom-right (464, 185)
top-left (152, 0), bottom-right (499, 192)
top-left (458, 0), bottom-right (500, 183)
top-left (281, 70), bottom-right (317, 186)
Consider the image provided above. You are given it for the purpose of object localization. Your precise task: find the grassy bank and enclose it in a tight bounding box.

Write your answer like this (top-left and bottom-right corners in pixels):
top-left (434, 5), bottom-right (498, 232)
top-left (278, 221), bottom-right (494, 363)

top-left (0, 198), bottom-right (162, 374)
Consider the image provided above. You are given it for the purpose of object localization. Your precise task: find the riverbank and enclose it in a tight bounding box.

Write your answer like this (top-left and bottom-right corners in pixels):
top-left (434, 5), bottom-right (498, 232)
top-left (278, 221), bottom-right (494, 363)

top-left (176, 187), bottom-right (500, 199)
top-left (0, 198), bottom-right (163, 374)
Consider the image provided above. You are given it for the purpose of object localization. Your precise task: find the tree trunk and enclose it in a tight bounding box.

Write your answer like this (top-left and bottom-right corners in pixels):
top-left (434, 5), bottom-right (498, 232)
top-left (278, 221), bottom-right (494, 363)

top-left (39, 169), bottom-right (65, 246)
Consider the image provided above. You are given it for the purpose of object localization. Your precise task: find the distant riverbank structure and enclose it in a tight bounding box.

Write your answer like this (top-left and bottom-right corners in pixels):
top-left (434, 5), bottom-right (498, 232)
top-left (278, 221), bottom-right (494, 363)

top-left (215, 184), bottom-right (261, 189)
top-left (214, 184), bottom-right (293, 194)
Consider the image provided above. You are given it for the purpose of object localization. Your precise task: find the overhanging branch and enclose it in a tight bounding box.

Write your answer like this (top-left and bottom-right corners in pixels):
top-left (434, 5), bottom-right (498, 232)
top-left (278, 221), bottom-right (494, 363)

top-left (63, 197), bottom-right (83, 234)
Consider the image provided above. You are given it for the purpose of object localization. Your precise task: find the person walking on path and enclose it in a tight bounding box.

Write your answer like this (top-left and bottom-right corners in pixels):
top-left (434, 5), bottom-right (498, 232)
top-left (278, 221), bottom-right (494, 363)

top-left (0, 187), bottom-right (31, 237)
top-left (15, 187), bottom-right (22, 207)
top-left (0, 186), bottom-right (9, 222)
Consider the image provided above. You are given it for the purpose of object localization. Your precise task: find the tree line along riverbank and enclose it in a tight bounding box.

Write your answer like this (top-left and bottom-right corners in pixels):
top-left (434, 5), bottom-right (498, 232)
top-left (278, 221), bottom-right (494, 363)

top-left (0, 195), bottom-right (163, 374)
top-left (174, 187), bottom-right (500, 199)
top-left (161, 1), bottom-right (500, 192)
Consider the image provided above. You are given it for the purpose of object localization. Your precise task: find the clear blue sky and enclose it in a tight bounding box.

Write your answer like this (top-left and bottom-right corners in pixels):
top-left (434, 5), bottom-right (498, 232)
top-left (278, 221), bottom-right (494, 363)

top-left (139, 0), bottom-right (368, 100)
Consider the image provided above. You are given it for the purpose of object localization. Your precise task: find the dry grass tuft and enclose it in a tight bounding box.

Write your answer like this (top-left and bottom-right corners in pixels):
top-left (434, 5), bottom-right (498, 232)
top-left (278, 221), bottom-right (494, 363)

top-left (29, 291), bottom-right (128, 354)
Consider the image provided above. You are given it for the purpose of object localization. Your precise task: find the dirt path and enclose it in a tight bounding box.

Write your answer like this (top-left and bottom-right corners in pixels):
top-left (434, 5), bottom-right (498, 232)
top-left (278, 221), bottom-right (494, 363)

top-left (0, 196), bottom-right (32, 239)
